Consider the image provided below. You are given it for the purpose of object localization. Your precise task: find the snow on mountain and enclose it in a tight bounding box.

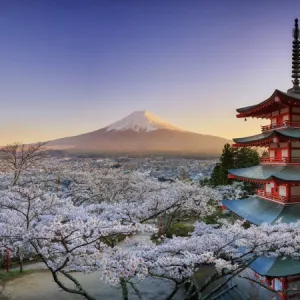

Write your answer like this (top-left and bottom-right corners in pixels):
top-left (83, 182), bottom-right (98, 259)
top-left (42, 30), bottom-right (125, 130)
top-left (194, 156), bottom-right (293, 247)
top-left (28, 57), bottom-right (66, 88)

top-left (105, 111), bottom-right (186, 132)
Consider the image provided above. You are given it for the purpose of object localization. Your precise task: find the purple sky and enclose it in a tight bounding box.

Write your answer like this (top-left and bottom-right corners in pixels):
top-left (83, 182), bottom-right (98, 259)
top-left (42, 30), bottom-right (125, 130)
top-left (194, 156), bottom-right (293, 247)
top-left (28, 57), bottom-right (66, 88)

top-left (0, 0), bottom-right (299, 144)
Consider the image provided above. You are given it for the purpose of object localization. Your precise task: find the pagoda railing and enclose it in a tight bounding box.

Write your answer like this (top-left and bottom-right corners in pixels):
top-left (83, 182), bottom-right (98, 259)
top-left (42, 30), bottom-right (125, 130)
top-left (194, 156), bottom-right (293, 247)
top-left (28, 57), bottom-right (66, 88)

top-left (261, 120), bottom-right (300, 132)
top-left (256, 189), bottom-right (300, 203)
top-left (256, 189), bottom-right (287, 202)
top-left (260, 156), bottom-right (300, 164)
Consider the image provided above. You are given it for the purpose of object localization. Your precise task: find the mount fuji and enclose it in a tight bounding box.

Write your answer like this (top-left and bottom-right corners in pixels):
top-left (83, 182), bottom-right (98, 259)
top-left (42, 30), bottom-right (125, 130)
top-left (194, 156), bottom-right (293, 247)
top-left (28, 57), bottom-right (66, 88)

top-left (46, 111), bottom-right (231, 156)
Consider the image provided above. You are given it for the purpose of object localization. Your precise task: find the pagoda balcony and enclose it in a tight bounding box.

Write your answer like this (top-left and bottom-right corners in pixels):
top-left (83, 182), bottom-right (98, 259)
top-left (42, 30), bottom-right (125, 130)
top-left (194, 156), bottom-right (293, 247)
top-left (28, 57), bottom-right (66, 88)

top-left (261, 120), bottom-right (300, 132)
top-left (260, 156), bottom-right (300, 164)
top-left (256, 189), bottom-right (300, 204)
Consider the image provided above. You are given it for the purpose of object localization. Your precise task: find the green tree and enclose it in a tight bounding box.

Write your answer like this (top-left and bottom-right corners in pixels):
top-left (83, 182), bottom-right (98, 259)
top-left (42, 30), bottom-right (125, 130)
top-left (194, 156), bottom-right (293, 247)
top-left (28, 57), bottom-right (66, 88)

top-left (235, 147), bottom-right (259, 168)
top-left (209, 144), bottom-right (259, 187)
top-left (210, 144), bottom-right (236, 186)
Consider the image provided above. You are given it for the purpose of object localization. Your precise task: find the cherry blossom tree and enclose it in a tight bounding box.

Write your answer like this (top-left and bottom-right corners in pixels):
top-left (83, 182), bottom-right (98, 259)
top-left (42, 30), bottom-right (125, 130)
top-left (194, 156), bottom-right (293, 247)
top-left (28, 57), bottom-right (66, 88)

top-left (0, 159), bottom-right (298, 299)
top-left (102, 220), bottom-right (300, 299)
top-left (0, 142), bottom-right (47, 186)
top-left (0, 165), bottom-right (222, 300)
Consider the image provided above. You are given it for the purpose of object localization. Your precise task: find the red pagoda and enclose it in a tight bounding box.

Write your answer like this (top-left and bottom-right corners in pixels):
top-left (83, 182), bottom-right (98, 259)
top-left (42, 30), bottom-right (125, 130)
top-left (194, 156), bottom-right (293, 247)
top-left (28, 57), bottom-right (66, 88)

top-left (223, 19), bottom-right (300, 300)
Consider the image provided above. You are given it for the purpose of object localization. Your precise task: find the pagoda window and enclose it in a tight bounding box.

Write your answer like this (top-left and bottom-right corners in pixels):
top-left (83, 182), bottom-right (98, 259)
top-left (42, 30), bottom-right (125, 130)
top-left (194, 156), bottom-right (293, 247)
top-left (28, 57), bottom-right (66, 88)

top-left (282, 149), bottom-right (288, 158)
top-left (279, 185), bottom-right (287, 197)
top-left (291, 186), bottom-right (300, 196)
top-left (291, 149), bottom-right (300, 157)
top-left (291, 114), bottom-right (300, 121)
top-left (291, 142), bottom-right (300, 147)
top-left (281, 107), bottom-right (289, 114)
top-left (292, 107), bottom-right (300, 113)
top-left (272, 110), bottom-right (280, 117)
top-left (272, 278), bottom-right (283, 292)
top-left (269, 150), bottom-right (275, 158)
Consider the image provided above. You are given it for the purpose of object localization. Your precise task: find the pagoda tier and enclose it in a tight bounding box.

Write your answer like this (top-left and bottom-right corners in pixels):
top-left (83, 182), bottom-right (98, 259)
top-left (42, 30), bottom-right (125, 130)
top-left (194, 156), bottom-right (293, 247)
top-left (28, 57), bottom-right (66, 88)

top-left (228, 165), bottom-right (300, 204)
top-left (237, 89), bottom-right (300, 119)
top-left (233, 128), bottom-right (300, 148)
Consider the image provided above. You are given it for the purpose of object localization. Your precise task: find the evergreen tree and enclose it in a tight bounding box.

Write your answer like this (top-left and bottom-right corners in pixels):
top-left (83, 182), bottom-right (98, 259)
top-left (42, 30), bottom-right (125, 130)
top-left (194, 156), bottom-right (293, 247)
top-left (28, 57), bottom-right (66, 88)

top-left (209, 144), bottom-right (259, 187)
top-left (235, 147), bottom-right (259, 168)
top-left (210, 144), bottom-right (235, 186)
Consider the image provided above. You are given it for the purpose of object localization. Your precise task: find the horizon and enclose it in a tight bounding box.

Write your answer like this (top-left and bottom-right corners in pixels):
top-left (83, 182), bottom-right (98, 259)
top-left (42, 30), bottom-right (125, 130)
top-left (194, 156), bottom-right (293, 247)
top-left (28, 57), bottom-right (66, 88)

top-left (0, 1), bottom-right (299, 144)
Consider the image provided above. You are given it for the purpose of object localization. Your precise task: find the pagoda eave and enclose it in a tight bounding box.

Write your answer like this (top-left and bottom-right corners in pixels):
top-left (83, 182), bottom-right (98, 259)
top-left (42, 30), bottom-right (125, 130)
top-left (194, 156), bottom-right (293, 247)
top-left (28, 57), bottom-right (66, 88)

top-left (228, 174), bottom-right (267, 184)
top-left (222, 197), bottom-right (300, 225)
top-left (233, 139), bottom-right (272, 148)
top-left (228, 165), bottom-right (300, 182)
top-left (233, 128), bottom-right (300, 147)
top-left (233, 137), bottom-right (297, 148)
top-left (236, 90), bottom-right (300, 119)
top-left (250, 256), bottom-right (300, 278)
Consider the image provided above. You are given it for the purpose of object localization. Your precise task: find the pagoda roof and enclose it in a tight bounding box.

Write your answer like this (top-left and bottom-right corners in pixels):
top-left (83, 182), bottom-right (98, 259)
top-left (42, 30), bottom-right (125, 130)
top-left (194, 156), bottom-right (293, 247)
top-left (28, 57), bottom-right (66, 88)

top-left (223, 197), bottom-right (300, 277)
top-left (228, 165), bottom-right (300, 182)
top-left (236, 89), bottom-right (300, 118)
top-left (222, 197), bottom-right (300, 225)
top-left (250, 256), bottom-right (300, 277)
top-left (233, 128), bottom-right (300, 146)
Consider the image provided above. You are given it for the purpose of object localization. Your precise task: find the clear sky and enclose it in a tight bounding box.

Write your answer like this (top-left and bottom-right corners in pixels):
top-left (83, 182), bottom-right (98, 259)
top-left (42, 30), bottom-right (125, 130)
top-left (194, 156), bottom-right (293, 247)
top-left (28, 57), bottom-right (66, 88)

top-left (0, 0), bottom-right (299, 144)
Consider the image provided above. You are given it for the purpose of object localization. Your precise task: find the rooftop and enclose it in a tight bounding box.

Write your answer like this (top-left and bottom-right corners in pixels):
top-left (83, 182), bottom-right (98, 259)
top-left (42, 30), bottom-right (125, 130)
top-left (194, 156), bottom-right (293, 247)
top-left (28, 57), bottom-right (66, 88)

top-left (228, 165), bottom-right (300, 182)
top-left (236, 90), bottom-right (300, 118)
top-left (250, 256), bottom-right (300, 277)
top-left (233, 128), bottom-right (300, 145)
top-left (222, 197), bottom-right (300, 225)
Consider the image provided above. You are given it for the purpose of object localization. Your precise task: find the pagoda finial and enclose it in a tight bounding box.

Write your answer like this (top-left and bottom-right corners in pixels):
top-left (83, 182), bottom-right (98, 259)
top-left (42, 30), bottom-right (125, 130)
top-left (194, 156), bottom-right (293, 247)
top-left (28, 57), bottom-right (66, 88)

top-left (291, 18), bottom-right (300, 91)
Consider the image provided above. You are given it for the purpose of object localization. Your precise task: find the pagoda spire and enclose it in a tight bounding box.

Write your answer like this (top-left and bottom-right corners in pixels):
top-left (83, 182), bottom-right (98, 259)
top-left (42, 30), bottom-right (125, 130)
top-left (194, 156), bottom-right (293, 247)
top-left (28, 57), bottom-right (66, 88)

top-left (292, 18), bottom-right (300, 92)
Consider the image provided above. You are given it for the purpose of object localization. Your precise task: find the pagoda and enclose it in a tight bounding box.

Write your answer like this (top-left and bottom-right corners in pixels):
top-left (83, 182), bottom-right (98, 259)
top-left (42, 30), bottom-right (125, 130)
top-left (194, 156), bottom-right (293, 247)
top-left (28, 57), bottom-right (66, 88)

top-left (223, 19), bottom-right (300, 300)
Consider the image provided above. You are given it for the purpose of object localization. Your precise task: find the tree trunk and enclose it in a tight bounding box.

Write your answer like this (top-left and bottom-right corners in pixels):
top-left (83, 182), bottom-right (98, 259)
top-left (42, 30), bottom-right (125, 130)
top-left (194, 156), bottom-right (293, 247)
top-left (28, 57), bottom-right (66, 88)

top-left (120, 277), bottom-right (129, 300)
top-left (19, 257), bottom-right (23, 273)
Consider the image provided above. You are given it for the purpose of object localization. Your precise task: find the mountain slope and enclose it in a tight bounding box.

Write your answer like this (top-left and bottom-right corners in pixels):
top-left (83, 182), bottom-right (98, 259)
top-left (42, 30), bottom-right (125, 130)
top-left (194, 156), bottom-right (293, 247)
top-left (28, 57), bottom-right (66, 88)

top-left (46, 111), bottom-right (231, 156)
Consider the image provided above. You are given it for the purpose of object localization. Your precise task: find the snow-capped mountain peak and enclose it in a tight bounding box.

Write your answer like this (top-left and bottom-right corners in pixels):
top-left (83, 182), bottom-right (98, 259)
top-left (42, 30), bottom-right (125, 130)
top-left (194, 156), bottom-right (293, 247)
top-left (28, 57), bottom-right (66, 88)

top-left (105, 111), bottom-right (186, 132)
